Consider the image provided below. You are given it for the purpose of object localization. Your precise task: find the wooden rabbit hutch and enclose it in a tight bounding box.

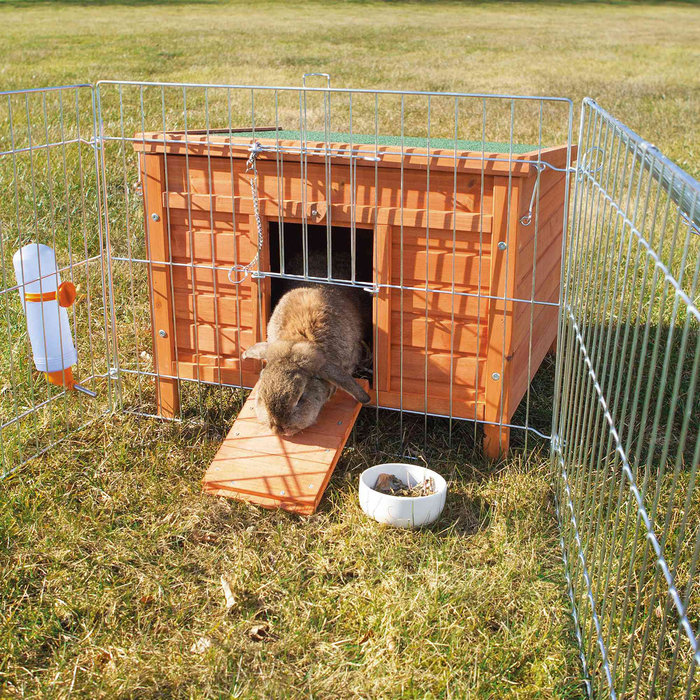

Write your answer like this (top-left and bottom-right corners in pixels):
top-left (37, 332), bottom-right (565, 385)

top-left (133, 130), bottom-right (572, 459)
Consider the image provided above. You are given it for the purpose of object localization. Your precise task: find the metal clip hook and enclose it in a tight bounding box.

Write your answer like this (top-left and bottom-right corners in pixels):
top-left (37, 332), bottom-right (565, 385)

top-left (227, 264), bottom-right (251, 285)
top-left (302, 73), bottom-right (331, 88)
top-left (578, 146), bottom-right (605, 177)
top-left (520, 162), bottom-right (546, 226)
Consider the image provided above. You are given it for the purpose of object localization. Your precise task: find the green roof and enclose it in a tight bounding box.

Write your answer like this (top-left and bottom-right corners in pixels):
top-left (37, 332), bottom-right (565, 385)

top-left (230, 129), bottom-right (537, 155)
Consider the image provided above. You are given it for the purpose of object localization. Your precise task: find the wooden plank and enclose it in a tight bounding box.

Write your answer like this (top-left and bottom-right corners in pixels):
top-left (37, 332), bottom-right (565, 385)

top-left (390, 247), bottom-right (488, 287)
top-left (372, 387), bottom-right (485, 420)
top-left (483, 176), bottom-right (522, 457)
top-left (508, 307), bottom-right (558, 414)
top-left (173, 292), bottom-right (255, 327)
top-left (174, 320), bottom-right (255, 356)
top-left (390, 312), bottom-right (488, 353)
top-left (169, 228), bottom-right (258, 265)
top-left (390, 288), bottom-right (490, 318)
top-left (141, 153), bottom-right (180, 419)
top-left (519, 144), bottom-right (578, 172)
top-left (163, 192), bottom-right (491, 233)
top-left (176, 358), bottom-right (259, 386)
top-left (162, 203), bottom-right (240, 232)
top-left (172, 265), bottom-right (255, 293)
top-left (250, 213), bottom-right (269, 345)
top-left (389, 347), bottom-right (483, 387)
top-left (395, 225), bottom-right (493, 252)
top-left (202, 379), bottom-right (369, 515)
top-left (165, 156), bottom-right (488, 213)
top-left (516, 226), bottom-right (563, 301)
top-left (374, 224), bottom-right (393, 393)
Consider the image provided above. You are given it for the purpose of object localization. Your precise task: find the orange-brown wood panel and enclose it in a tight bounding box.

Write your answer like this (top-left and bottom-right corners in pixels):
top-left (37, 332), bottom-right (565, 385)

top-left (162, 202), bottom-right (239, 232)
top-left (166, 156), bottom-right (489, 215)
top-left (140, 153), bottom-right (180, 418)
top-left (507, 305), bottom-right (558, 415)
top-left (373, 387), bottom-right (484, 421)
top-left (483, 176), bottom-right (522, 457)
top-left (174, 320), bottom-right (255, 356)
top-left (133, 139), bottom-right (572, 460)
top-left (252, 213), bottom-right (270, 345)
top-left (389, 313), bottom-right (488, 354)
top-left (169, 228), bottom-right (258, 265)
top-left (176, 354), bottom-right (260, 387)
top-left (390, 288), bottom-right (490, 318)
top-left (164, 192), bottom-right (491, 233)
top-left (171, 265), bottom-right (255, 293)
top-left (390, 247), bottom-right (487, 288)
top-left (173, 292), bottom-right (255, 327)
top-left (389, 347), bottom-right (483, 389)
top-left (374, 224), bottom-right (392, 393)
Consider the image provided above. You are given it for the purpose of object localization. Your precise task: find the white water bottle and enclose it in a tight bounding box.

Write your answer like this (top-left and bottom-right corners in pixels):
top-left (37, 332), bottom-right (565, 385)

top-left (13, 243), bottom-right (93, 395)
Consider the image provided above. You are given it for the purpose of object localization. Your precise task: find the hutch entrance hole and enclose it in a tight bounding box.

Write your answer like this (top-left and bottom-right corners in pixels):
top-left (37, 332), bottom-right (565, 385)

top-left (268, 221), bottom-right (374, 376)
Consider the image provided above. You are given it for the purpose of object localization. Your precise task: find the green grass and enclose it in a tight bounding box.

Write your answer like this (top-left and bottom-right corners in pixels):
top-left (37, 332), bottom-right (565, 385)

top-left (1, 1), bottom-right (698, 698)
top-left (0, 412), bottom-right (583, 698)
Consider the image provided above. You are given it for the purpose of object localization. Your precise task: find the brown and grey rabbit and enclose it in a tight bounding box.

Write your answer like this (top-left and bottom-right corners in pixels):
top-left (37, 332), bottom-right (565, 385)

top-left (243, 282), bottom-right (371, 436)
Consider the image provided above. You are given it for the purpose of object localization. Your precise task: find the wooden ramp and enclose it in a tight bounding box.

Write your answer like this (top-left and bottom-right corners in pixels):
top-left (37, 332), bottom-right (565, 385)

top-left (203, 380), bottom-right (369, 515)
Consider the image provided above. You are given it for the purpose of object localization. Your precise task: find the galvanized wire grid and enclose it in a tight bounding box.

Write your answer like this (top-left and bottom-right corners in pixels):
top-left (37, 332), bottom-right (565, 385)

top-left (0, 86), bottom-right (112, 478)
top-left (94, 79), bottom-right (572, 454)
top-left (1, 79), bottom-right (697, 698)
top-left (552, 98), bottom-right (699, 698)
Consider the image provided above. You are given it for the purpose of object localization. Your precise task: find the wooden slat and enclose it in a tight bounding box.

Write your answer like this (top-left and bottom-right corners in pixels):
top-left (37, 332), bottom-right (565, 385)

top-left (173, 292), bottom-right (255, 327)
top-left (389, 347), bottom-right (482, 387)
top-left (519, 144), bottom-right (578, 172)
top-left (172, 265), bottom-right (256, 293)
top-left (374, 224), bottom-right (392, 393)
top-left (163, 192), bottom-right (491, 233)
top-left (203, 380), bottom-right (368, 515)
top-left (176, 358), bottom-right (259, 385)
top-left (516, 225), bottom-right (563, 298)
top-left (508, 306), bottom-right (558, 413)
top-left (141, 153), bottom-right (180, 419)
top-left (166, 156), bottom-right (487, 213)
top-left (373, 388), bottom-right (485, 420)
top-left (390, 288), bottom-right (490, 318)
top-left (174, 320), bottom-right (255, 356)
top-left (395, 226), bottom-right (493, 252)
top-left (391, 247), bottom-right (488, 287)
top-left (163, 204), bottom-right (240, 232)
top-left (390, 313), bottom-right (488, 353)
top-left (169, 228), bottom-right (258, 265)
top-left (483, 175), bottom-right (522, 456)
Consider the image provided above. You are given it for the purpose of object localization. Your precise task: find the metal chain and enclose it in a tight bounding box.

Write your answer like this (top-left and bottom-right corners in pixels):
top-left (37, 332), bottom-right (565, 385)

top-left (228, 141), bottom-right (264, 284)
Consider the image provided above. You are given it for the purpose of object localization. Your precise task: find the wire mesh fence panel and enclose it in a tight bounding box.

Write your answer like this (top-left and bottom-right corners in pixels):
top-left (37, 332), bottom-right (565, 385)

top-left (95, 79), bottom-right (573, 458)
top-left (1, 76), bottom-right (698, 697)
top-left (0, 86), bottom-right (113, 478)
top-left (553, 98), bottom-right (699, 699)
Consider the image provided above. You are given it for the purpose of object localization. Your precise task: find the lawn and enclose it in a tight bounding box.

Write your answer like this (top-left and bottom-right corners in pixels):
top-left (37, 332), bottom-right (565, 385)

top-left (1, 1), bottom-right (698, 698)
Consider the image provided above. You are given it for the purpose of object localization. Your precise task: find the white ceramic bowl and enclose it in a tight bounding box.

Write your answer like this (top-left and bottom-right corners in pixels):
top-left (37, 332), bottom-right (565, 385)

top-left (359, 463), bottom-right (447, 529)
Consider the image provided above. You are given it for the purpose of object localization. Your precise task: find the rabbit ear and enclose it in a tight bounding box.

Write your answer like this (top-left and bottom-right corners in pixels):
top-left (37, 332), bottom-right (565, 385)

top-left (243, 342), bottom-right (269, 360)
top-left (318, 363), bottom-right (371, 404)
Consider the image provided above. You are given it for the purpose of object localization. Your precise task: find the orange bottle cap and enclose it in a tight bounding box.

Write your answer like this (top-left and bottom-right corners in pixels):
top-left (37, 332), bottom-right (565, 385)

top-left (57, 281), bottom-right (77, 307)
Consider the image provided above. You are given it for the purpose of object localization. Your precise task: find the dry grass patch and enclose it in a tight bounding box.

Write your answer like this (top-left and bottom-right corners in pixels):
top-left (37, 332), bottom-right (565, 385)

top-left (1, 410), bottom-right (581, 698)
